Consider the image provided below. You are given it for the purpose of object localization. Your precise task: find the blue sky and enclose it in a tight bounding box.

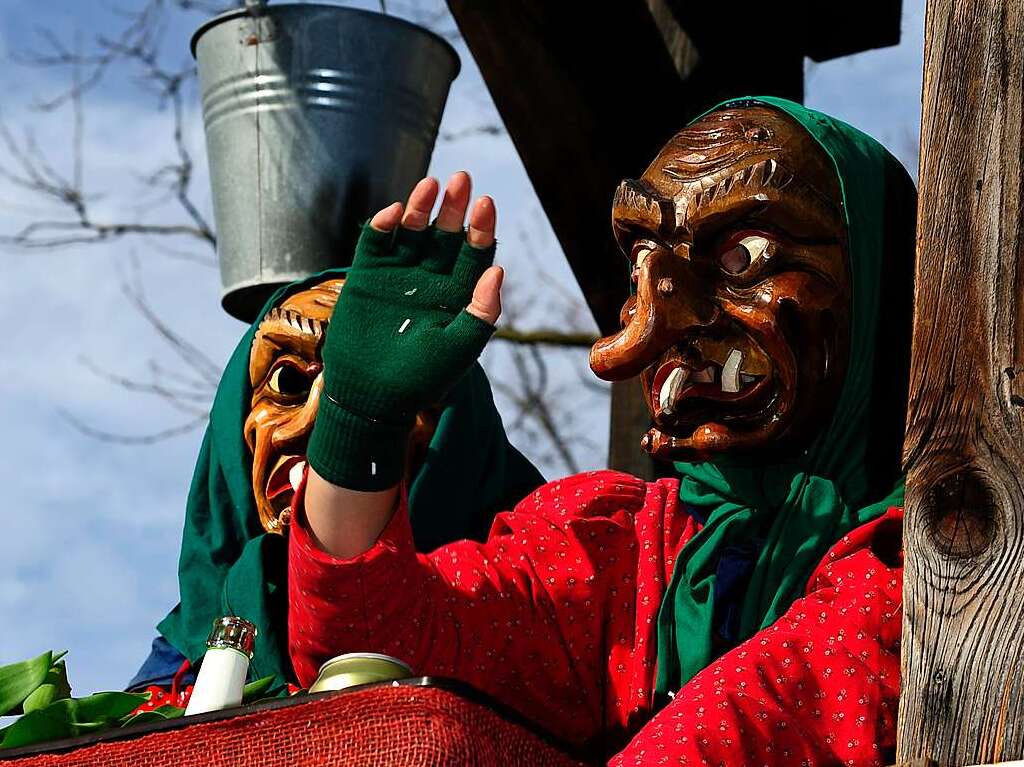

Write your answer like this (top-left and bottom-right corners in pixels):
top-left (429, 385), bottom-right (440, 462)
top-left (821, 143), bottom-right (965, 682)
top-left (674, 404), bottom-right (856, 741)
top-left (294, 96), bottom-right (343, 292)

top-left (0, 0), bottom-right (923, 696)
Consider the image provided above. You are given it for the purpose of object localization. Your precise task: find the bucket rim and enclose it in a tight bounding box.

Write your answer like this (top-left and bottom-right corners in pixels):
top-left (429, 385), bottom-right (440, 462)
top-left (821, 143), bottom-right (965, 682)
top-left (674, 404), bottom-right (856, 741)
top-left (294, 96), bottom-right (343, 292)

top-left (190, 3), bottom-right (460, 78)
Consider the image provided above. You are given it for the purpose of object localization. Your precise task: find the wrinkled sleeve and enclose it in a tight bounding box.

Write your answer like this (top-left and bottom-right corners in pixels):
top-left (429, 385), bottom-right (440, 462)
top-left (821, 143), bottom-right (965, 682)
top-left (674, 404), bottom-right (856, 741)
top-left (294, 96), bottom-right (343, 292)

top-left (288, 470), bottom-right (658, 748)
top-left (611, 508), bottom-right (904, 767)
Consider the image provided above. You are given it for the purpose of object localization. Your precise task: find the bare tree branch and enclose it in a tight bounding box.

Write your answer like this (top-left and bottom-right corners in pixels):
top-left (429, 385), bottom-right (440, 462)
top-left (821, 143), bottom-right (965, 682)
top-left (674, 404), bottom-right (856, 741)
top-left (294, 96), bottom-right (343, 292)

top-left (439, 124), bottom-right (506, 142)
top-left (77, 356), bottom-right (212, 409)
top-left (0, 95), bottom-right (214, 249)
top-left (0, 1), bottom-right (217, 252)
top-left (120, 276), bottom-right (223, 388)
top-left (59, 409), bottom-right (208, 445)
top-left (65, 257), bottom-right (219, 445)
top-left (494, 327), bottom-right (598, 348)
top-left (494, 343), bottom-right (579, 475)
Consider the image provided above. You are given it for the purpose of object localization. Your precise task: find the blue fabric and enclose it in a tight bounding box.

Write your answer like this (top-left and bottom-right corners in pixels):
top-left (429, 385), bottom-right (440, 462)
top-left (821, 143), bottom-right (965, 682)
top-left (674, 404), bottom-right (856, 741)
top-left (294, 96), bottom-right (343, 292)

top-left (126, 636), bottom-right (196, 691)
top-left (712, 539), bottom-right (761, 644)
top-left (684, 503), bottom-right (763, 645)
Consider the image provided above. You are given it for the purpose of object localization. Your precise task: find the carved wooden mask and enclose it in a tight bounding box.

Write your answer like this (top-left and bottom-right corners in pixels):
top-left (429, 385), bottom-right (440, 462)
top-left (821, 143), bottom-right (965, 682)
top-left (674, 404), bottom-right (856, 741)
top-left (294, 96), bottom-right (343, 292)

top-left (591, 105), bottom-right (851, 461)
top-left (243, 279), bottom-right (439, 533)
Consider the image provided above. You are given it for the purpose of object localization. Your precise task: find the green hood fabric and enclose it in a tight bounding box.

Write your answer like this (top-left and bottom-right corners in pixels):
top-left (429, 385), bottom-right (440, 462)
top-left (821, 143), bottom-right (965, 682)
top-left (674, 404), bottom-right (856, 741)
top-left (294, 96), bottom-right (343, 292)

top-left (157, 268), bottom-right (543, 688)
top-left (655, 97), bottom-right (917, 696)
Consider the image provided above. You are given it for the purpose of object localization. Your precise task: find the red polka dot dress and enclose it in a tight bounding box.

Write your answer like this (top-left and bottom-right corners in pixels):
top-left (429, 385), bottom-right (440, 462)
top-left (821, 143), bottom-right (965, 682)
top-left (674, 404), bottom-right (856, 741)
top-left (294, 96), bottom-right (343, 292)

top-left (288, 469), bottom-right (903, 765)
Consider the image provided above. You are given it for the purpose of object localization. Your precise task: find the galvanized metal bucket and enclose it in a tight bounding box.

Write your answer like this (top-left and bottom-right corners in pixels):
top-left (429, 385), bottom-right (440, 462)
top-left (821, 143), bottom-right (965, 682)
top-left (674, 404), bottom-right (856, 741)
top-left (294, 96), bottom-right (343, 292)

top-left (191, 4), bottom-right (460, 321)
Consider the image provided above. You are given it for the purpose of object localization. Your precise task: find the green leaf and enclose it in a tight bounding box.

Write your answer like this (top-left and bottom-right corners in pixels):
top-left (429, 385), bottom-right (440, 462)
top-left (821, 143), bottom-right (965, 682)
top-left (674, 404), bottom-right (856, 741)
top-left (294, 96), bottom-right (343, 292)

top-left (242, 675), bottom-right (277, 704)
top-left (22, 661), bottom-right (72, 714)
top-left (63, 692), bottom-right (148, 723)
top-left (0, 651), bottom-right (54, 716)
top-left (120, 704), bottom-right (185, 728)
top-left (0, 692), bottom-right (148, 751)
top-left (1, 708), bottom-right (90, 751)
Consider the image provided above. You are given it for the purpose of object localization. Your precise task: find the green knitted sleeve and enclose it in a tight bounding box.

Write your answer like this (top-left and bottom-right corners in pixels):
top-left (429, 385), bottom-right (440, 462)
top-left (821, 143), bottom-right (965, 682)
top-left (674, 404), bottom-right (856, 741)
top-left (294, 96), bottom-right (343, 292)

top-left (306, 222), bottom-right (497, 491)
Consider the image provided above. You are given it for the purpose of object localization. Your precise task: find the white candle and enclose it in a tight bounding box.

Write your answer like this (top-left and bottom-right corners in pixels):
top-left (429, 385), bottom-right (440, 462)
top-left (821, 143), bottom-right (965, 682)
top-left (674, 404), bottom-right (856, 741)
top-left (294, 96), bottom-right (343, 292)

top-left (184, 616), bottom-right (257, 716)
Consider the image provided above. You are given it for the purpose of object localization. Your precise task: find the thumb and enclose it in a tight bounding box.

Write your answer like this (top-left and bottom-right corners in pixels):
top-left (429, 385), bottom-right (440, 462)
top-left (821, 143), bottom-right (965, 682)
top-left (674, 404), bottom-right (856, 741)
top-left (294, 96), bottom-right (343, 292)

top-left (466, 265), bottom-right (504, 324)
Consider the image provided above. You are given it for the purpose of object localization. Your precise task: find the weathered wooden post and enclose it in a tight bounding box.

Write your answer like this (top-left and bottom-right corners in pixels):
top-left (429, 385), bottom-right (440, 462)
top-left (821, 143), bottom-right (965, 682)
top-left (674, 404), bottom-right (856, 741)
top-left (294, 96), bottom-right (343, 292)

top-left (898, 0), bottom-right (1024, 763)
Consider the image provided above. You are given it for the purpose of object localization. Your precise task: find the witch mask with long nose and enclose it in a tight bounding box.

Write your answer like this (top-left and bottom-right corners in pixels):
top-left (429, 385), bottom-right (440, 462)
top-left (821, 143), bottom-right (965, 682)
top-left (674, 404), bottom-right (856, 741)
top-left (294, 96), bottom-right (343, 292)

top-left (590, 105), bottom-right (852, 461)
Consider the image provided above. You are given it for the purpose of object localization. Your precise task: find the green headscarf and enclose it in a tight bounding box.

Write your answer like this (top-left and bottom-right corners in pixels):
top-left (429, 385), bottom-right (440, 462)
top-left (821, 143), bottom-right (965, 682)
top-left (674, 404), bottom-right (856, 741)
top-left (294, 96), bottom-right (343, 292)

top-left (157, 268), bottom-right (543, 688)
top-left (655, 97), bottom-right (916, 695)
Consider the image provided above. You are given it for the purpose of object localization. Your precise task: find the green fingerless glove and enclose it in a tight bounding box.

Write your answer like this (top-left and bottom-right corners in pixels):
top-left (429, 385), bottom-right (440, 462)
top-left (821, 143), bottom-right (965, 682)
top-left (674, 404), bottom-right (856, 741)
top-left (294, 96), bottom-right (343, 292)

top-left (306, 222), bottom-right (497, 490)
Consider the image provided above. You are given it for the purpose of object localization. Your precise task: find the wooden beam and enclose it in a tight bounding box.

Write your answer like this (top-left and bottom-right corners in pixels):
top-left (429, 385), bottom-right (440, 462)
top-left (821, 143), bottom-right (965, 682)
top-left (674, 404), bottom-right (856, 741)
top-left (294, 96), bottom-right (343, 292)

top-left (446, 2), bottom-right (803, 474)
top-left (803, 0), bottom-right (903, 62)
top-left (898, 0), bottom-right (1024, 763)
top-left (658, 2), bottom-right (805, 111)
top-left (445, 1), bottom-right (690, 336)
top-left (608, 381), bottom-right (659, 481)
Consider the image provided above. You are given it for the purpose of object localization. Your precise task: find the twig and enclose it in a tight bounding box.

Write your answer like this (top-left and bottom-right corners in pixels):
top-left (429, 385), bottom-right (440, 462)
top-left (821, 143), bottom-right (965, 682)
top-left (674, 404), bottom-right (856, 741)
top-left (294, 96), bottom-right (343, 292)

top-left (0, 1), bottom-right (216, 252)
top-left (120, 278), bottom-right (222, 388)
top-left (59, 409), bottom-right (208, 445)
top-left (439, 124), bottom-right (506, 142)
top-left (494, 327), bottom-right (598, 348)
top-left (494, 342), bottom-right (581, 475)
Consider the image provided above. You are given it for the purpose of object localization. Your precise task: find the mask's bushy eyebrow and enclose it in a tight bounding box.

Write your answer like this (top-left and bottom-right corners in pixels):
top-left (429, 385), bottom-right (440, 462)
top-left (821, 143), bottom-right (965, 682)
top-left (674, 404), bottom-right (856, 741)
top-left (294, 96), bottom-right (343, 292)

top-left (260, 306), bottom-right (328, 339)
top-left (682, 158), bottom-right (795, 228)
top-left (249, 312), bottom-right (326, 388)
top-left (613, 179), bottom-right (676, 241)
top-left (680, 159), bottom-right (844, 240)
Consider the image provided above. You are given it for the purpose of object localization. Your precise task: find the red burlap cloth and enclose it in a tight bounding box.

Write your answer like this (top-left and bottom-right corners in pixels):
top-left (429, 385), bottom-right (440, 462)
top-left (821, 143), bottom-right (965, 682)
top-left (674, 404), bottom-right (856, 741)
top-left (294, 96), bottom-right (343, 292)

top-left (3, 685), bottom-right (588, 767)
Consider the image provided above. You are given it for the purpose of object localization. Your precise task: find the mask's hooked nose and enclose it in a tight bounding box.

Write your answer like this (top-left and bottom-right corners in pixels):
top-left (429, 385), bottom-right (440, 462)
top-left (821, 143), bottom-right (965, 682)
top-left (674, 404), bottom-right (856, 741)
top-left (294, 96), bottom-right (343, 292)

top-left (589, 246), bottom-right (717, 381)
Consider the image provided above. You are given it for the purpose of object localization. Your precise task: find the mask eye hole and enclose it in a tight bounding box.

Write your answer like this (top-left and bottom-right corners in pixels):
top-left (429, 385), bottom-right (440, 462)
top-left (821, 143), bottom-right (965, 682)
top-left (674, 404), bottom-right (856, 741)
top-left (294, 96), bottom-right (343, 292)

top-left (268, 363), bottom-right (312, 399)
top-left (717, 233), bottom-right (771, 275)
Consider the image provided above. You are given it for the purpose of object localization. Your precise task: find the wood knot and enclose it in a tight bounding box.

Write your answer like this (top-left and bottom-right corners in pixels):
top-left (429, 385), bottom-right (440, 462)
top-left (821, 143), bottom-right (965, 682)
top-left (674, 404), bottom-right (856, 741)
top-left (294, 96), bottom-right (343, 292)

top-left (921, 470), bottom-right (996, 558)
top-left (1005, 367), bottom-right (1024, 406)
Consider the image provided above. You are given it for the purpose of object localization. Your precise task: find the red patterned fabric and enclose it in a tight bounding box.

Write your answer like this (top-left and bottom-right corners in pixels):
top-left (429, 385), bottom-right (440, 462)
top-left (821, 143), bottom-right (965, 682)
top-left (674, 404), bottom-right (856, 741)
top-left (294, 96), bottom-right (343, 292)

top-left (611, 513), bottom-right (903, 767)
top-left (289, 469), bottom-right (904, 765)
top-left (131, 660), bottom-right (193, 714)
top-left (2, 685), bottom-right (583, 767)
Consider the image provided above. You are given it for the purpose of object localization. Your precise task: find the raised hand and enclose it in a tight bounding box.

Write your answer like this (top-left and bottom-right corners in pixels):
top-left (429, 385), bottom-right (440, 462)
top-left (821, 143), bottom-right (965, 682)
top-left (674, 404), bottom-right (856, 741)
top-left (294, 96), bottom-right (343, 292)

top-left (305, 172), bottom-right (504, 494)
top-left (369, 172), bottom-right (503, 324)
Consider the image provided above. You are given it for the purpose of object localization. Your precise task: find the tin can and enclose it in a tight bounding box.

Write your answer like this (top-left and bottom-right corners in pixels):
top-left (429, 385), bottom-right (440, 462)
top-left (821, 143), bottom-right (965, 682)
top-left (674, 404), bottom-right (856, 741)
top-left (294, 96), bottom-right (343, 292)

top-left (308, 652), bottom-right (413, 693)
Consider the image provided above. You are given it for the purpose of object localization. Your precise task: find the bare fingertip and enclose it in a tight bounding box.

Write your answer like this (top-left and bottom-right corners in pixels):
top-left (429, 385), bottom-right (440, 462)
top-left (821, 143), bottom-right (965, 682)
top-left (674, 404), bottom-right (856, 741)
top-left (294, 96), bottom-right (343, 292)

top-left (466, 226), bottom-right (494, 248)
top-left (369, 201), bottom-right (403, 232)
